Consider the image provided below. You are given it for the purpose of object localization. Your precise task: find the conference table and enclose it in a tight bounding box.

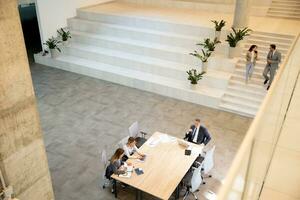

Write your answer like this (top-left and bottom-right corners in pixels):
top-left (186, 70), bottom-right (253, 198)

top-left (111, 132), bottom-right (204, 200)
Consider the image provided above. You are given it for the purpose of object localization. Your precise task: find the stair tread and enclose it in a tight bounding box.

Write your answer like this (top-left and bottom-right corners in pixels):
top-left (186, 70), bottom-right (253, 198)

top-left (39, 54), bottom-right (224, 97)
top-left (227, 85), bottom-right (266, 95)
top-left (72, 30), bottom-right (192, 54)
top-left (250, 31), bottom-right (295, 39)
top-left (222, 95), bottom-right (260, 108)
top-left (219, 102), bottom-right (256, 117)
top-left (67, 42), bottom-right (231, 79)
top-left (70, 17), bottom-right (200, 41)
top-left (224, 92), bottom-right (263, 103)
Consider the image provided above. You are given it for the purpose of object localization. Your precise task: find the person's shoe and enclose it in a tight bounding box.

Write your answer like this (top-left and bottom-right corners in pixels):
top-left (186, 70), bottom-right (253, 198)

top-left (267, 85), bottom-right (270, 90)
top-left (264, 79), bottom-right (269, 85)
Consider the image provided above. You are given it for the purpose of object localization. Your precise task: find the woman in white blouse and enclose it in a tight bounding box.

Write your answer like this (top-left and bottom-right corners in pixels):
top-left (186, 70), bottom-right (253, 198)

top-left (245, 45), bottom-right (258, 84)
top-left (123, 137), bottom-right (145, 160)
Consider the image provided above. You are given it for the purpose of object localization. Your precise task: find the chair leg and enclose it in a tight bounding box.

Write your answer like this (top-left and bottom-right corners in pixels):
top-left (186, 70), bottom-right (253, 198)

top-left (192, 192), bottom-right (198, 200)
top-left (183, 190), bottom-right (189, 200)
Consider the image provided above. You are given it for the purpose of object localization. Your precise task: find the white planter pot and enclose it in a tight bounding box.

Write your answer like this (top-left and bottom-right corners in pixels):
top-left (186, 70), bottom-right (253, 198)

top-left (190, 83), bottom-right (198, 90)
top-left (62, 40), bottom-right (70, 46)
top-left (202, 61), bottom-right (208, 72)
top-left (215, 31), bottom-right (221, 41)
top-left (228, 46), bottom-right (241, 58)
top-left (49, 49), bottom-right (58, 59)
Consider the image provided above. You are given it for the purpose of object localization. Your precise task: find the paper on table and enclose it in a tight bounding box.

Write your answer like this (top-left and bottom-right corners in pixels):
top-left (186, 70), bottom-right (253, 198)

top-left (160, 134), bottom-right (177, 143)
top-left (146, 137), bottom-right (160, 147)
top-left (119, 171), bottom-right (132, 178)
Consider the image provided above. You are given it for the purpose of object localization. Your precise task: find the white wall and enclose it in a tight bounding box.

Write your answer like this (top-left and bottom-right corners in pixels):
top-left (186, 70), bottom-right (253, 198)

top-left (18, 0), bottom-right (35, 5)
top-left (35, 0), bottom-right (114, 48)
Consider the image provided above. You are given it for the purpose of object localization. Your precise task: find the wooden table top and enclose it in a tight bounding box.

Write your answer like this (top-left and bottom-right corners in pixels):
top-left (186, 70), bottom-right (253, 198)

top-left (111, 132), bottom-right (204, 200)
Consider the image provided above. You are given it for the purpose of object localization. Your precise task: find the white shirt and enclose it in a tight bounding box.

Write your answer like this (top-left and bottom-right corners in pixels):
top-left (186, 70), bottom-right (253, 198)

top-left (123, 144), bottom-right (139, 157)
top-left (192, 126), bottom-right (200, 143)
top-left (251, 51), bottom-right (255, 63)
top-left (272, 50), bottom-right (276, 57)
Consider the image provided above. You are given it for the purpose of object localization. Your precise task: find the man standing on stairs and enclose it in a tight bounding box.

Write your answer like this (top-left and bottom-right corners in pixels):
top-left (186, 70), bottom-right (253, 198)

top-left (263, 44), bottom-right (281, 90)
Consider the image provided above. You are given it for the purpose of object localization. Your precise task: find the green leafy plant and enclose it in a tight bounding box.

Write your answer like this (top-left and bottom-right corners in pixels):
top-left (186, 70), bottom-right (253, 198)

top-left (57, 28), bottom-right (71, 41)
top-left (226, 27), bottom-right (252, 47)
top-left (211, 20), bottom-right (226, 31)
top-left (186, 69), bottom-right (205, 84)
top-left (190, 49), bottom-right (212, 63)
top-left (197, 37), bottom-right (221, 52)
top-left (44, 37), bottom-right (61, 52)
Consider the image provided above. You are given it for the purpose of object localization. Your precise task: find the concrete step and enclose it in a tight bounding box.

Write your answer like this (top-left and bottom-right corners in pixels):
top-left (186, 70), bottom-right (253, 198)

top-left (232, 74), bottom-right (264, 86)
top-left (62, 43), bottom-right (231, 89)
top-left (269, 7), bottom-right (300, 12)
top-left (235, 68), bottom-right (262, 79)
top-left (229, 79), bottom-right (267, 91)
top-left (34, 53), bottom-right (223, 108)
top-left (223, 92), bottom-right (262, 105)
top-left (271, 1), bottom-right (300, 6)
top-left (267, 13), bottom-right (300, 20)
top-left (227, 84), bottom-right (266, 98)
top-left (251, 31), bottom-right (295, 39)
top-left (222, 95), bottom-right (260, 109)
top-left (236, 64), bottom-right (264, 74)
top-left (247, 34), bottom-right (294, 44)
top-left (268, 11), bottom-right (300, 17)
top-left (68, 17), bottom-right (204, 49)
top-left (244, 40), bottom-right (290, 49)
top-left (71, 30), bottom-right (198, 65)
top-left (77, 9), bottom-right (214, 37)
top-left (219, 102), bottom-right (257, 117)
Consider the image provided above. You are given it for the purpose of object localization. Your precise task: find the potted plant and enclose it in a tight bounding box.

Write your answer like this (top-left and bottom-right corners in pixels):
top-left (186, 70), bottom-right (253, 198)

top-left (190, 49), bottom-right (212, 72)
top-left (226, 27), bottom-right (251, 58)
top-left (44, 37), bottom-right (61, 58)
top-left (197, 37), bottom-right (221, 52)
top-left (57, 28), bottom-right (71, 46)
top-left (186, 69), bottom-right (205, 90)
top-left (211, 20), bottom-right (226, 40)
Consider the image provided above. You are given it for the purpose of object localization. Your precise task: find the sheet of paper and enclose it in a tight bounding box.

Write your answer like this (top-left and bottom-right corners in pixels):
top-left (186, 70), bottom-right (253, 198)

top-left (119, 171), bottom-right (132, 178)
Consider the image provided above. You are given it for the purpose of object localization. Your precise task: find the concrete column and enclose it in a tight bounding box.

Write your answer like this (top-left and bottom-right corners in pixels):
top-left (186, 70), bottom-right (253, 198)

top-left (0, 0), bottom-right (54, 199)
top-left (233, 0), bottom-right (251, 28)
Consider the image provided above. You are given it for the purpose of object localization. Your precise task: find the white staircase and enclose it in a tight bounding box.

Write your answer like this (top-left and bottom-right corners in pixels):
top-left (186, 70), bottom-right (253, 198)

top-left (219, 31), bottom-right (295, 117)
top-left (35, 2), bottom-right (235, 109)
top-left (267, 0), bottom-right (300, 20)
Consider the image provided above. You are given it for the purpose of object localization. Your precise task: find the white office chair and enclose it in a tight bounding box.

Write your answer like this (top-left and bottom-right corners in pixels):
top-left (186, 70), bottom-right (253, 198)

top-left (101, 146), bottom-right (111, 189)
top-left (183, 164), bottom-right (203, 200)
top-left (128, 121), bottom-right (147, 148)
top-left (201, 145), bottom-right (215, 184)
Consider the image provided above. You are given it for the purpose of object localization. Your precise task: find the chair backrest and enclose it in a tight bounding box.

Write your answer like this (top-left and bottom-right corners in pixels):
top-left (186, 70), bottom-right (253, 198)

top-left (203, 145), bottom-right (215, 175)
top-left (128, 121), bottom-right (139, 138)
top-left (101, 148), bottom-right (108, 168)
top-left (191, 164), bottom-right (203, 192)
top-left (118, 136), bottom-right (129, 148)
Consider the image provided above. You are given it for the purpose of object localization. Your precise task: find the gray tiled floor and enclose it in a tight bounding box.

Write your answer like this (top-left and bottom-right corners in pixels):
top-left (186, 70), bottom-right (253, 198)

top-left (30, 63), bottom-right (252, 200)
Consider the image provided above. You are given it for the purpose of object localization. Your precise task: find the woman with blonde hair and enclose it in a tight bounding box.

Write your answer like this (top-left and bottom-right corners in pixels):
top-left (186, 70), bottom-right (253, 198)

top-left (245, 45), bottom-right (258, 84)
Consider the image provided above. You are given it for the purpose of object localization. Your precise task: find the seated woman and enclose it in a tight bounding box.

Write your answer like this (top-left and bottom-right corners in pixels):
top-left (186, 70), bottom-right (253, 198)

top-left (105, 148), bottom-right (127, 179)
top-left (123, 137), bottom-right (145, 161)
top-left (105, 148), bottom-right (130, 193)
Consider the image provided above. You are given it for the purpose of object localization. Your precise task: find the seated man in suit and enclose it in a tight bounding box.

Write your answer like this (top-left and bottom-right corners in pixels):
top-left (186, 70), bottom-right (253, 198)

top-left (184, 118), bottom-right (211, 145)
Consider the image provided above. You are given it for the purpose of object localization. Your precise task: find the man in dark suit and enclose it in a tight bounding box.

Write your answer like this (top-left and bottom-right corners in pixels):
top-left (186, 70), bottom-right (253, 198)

top-left (263, 44), bottom-right (281, 90)
top-left (184, 118), bottom-right (211, 145)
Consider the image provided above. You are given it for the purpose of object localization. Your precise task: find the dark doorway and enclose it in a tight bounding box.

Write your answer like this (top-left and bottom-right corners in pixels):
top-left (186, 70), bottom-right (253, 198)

top-left (18, 3), bottom-right (42, 64)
